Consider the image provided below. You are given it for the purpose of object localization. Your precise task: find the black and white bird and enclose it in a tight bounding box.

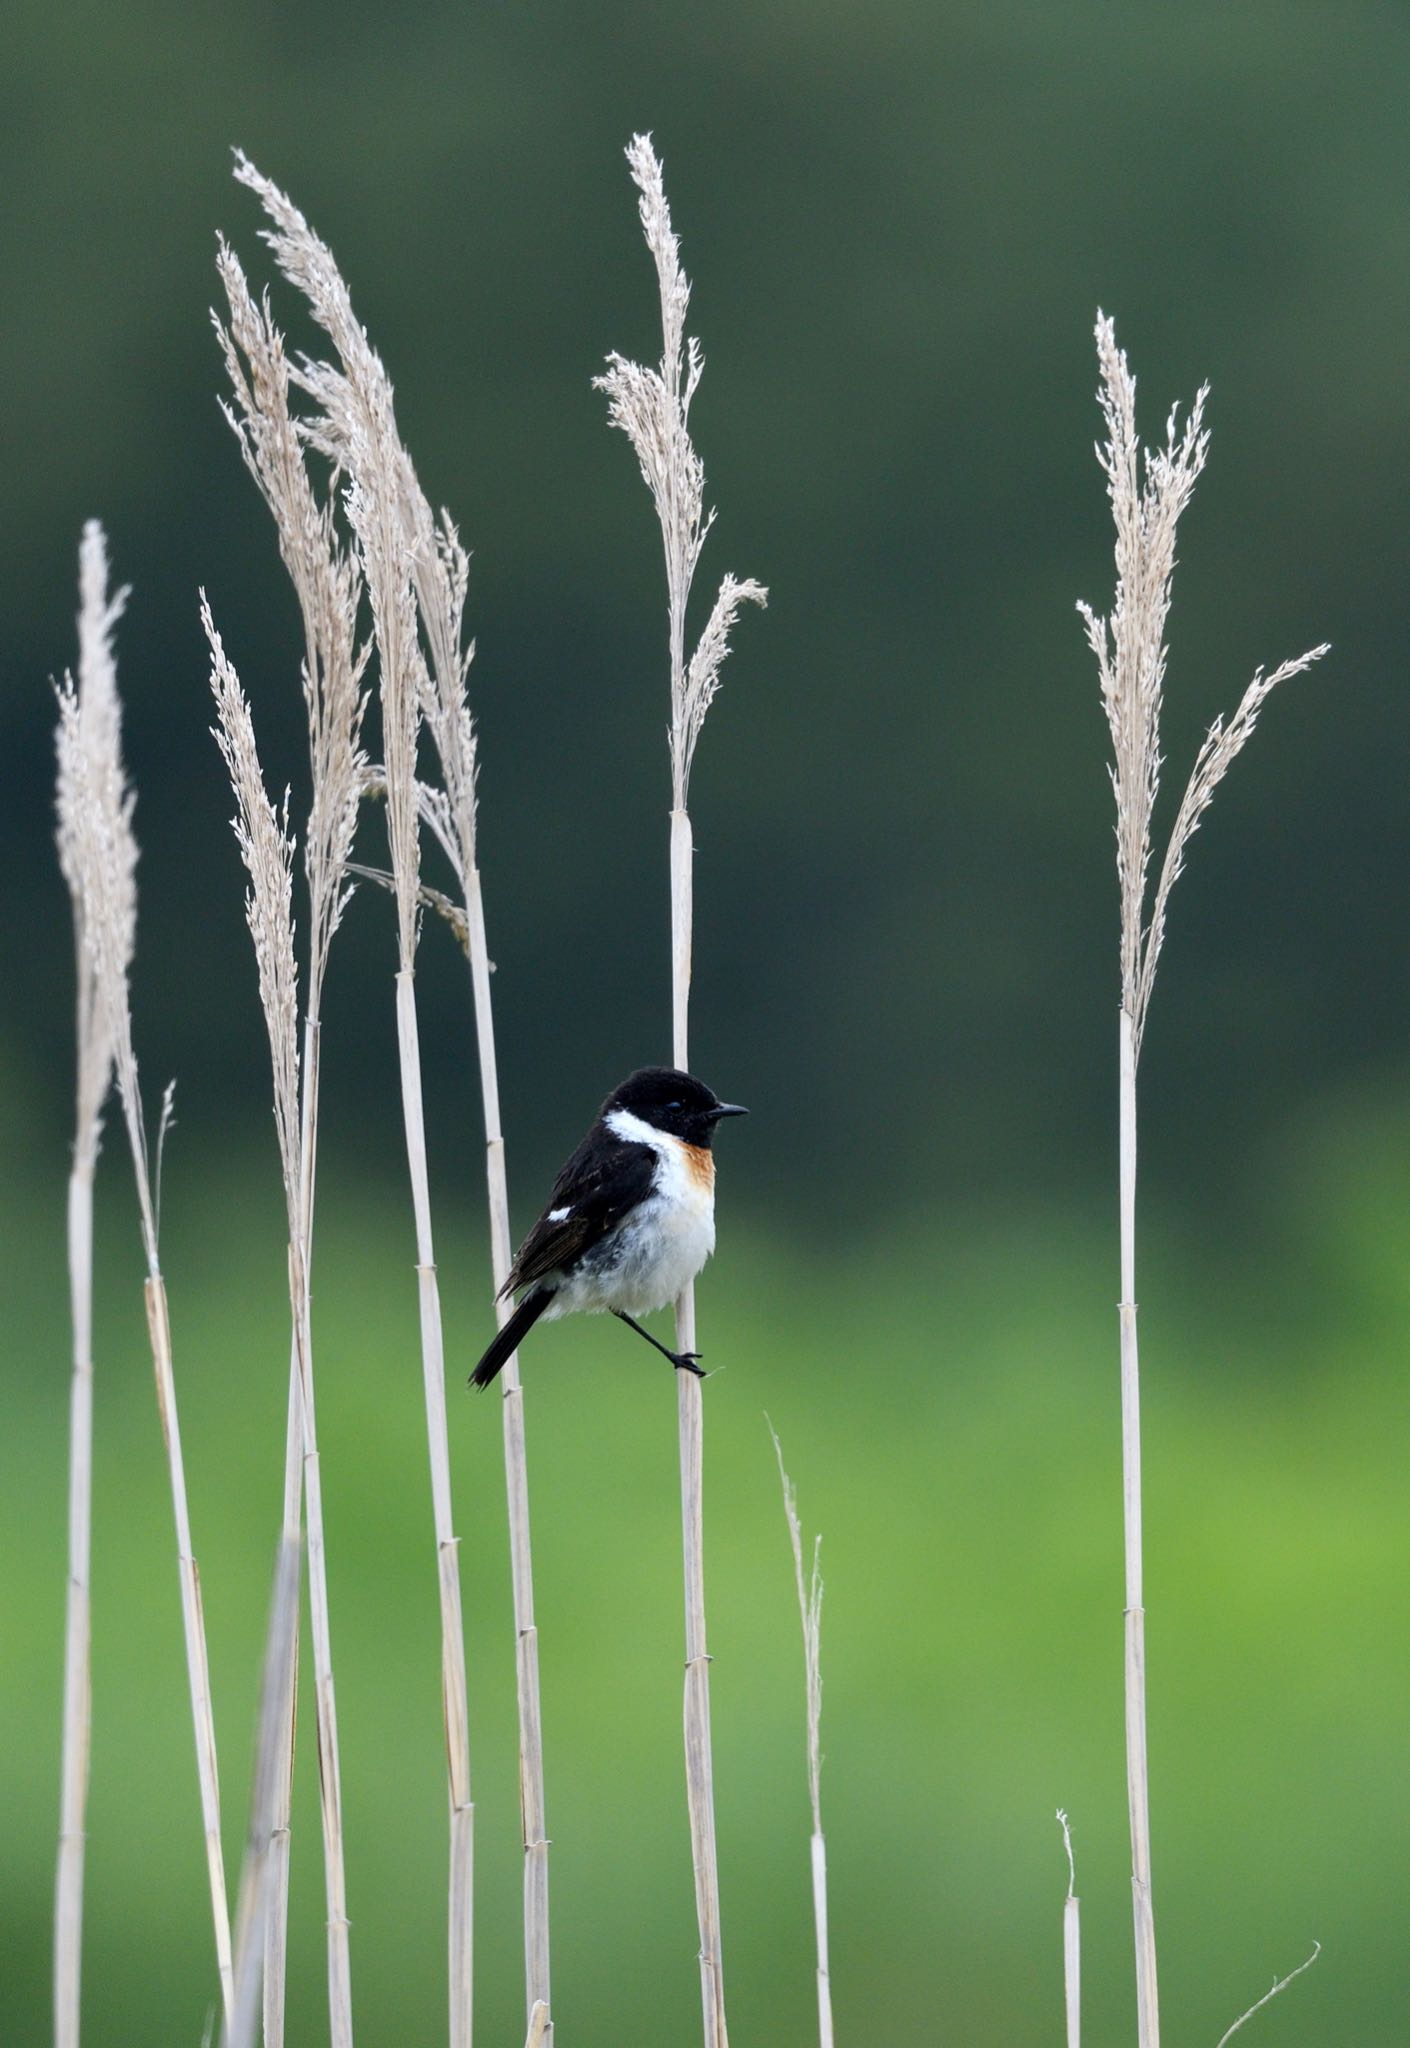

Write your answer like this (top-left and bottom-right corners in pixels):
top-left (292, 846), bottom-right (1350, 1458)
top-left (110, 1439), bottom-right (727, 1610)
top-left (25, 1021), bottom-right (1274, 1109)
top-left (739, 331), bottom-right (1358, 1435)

top-left (470, 1067), bottom-right (747, 1390)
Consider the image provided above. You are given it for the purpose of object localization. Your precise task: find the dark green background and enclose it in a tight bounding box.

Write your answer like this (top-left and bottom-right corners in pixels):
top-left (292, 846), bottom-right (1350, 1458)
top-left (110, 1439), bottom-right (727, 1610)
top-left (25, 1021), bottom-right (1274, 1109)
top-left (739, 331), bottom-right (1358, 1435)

top-left (3, 2), bottom-right (1405, 2043)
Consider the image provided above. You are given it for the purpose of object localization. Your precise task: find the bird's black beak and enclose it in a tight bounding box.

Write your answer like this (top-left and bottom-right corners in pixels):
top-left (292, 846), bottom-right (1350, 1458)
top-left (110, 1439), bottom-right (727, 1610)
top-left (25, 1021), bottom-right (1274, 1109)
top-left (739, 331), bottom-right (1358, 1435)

top-left (707, 1102), bottom-right (748, 1120)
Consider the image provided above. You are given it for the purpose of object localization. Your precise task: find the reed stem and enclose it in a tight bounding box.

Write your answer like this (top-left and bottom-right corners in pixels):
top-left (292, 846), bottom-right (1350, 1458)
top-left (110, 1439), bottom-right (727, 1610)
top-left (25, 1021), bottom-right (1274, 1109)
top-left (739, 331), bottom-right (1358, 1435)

top-left (262, 992), bottom-right (321, 2048)
top-left (1064, 1889), bottom-right (1082, 2048)
top-left (464, 865), bottom-right (551, 2035)
top-left (143, 1269), bottom-right (235, 2032)
top-left (1057, 1809), bottom-right (1080, 2048)
top-left (392, 968), bottom-right (474, 2048)
top-left (811, 1833), bottom-right (834, 2048)
top-left (223, 1537), bottom-right (301, 2048)
top-left (283, 1018), bottom-right (353, 2048)
top-left (671, 812), bottom-right (728, 2048)
top-left (262, 1363), bottom-right (301, 2048)
top-left (54, 1157), bottom-right (96, 2048)
top-left (263, 1012), bottom-right (320, 2048)
top-left (1118, 1006), bottom-right (1158, 2048)
top-left (769, 1425), bottom-right (832, 2048)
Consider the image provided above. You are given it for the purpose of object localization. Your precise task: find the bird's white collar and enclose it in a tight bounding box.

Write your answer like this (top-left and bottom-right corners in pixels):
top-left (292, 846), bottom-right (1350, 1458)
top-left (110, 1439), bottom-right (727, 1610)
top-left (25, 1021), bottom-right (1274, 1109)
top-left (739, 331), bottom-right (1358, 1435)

top-left (605, 1106), bottom-right (679, 1155)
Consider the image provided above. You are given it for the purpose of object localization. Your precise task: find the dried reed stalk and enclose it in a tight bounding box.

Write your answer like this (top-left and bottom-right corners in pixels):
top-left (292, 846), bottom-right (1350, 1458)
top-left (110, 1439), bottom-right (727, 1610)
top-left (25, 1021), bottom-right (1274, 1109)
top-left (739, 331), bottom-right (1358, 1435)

top-left (53, 523), bottom-right (125, 2048)
top-left (768, 1428), bottom-right (833, 2048)
top-left (205, 598), bottom-right (358, 2048)
top-left (598, 133), bottom-right (765, 2048)
top-left (222, 1536), bottom-right (301, 2048)
top-left (1078, 313), bottom-right (1327, 2048)
top-left (55, 579), bottom-right (234, 2034)
top-left (388, 438), bottom-right (557, 2043)
top-left (262, 1374), bottom-right (301, 2044)
top-left (227, 154), bottom-right (493, 2044)
top-left (458, 864), bottom-right (553, 2039)
top-left (1056, 1809), bottom-right (1080, 2048)
top-left (212, 238), bottom-right (371, 2047)
top-left (397, 509), bottom-right (555, 2037)
top-left (350, 770), bottom-right (550, 2040)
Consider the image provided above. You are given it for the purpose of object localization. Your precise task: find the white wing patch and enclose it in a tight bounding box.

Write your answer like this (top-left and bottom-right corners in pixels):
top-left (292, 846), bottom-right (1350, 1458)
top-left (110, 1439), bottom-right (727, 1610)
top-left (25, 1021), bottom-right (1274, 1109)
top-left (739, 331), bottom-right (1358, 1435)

top-left (547, 1206), bottom-right (571, 1222)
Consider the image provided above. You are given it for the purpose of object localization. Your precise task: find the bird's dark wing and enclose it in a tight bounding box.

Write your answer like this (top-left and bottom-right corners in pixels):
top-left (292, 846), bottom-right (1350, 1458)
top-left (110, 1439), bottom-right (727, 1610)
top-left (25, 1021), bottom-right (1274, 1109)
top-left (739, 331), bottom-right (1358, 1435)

top-left (500, 1129), bottom-right (657, 1297)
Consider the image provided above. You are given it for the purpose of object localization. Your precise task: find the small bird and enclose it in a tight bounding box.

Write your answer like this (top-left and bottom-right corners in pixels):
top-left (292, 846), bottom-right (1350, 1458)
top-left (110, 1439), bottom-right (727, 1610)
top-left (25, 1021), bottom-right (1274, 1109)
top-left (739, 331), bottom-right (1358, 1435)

top-left (470, 1066), bottom-right (747, 1390)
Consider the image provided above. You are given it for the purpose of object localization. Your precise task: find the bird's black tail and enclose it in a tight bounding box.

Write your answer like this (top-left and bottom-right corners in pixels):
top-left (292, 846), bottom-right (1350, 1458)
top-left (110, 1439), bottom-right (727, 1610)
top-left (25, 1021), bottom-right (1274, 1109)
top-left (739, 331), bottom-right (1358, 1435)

top-left (470, 1286), bottom-right (553, 1390)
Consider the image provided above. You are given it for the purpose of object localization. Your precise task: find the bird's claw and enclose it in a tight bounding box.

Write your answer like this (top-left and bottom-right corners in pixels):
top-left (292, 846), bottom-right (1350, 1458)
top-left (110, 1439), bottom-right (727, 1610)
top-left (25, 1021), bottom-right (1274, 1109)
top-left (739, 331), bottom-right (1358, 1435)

top-left (672, 1351), bottom-right (706, 1378)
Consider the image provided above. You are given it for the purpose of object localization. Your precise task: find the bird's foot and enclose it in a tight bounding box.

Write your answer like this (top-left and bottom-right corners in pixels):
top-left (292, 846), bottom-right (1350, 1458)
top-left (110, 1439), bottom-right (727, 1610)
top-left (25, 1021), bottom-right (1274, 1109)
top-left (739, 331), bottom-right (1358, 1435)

top-left (672, 1351), bottom-right (706, 1378)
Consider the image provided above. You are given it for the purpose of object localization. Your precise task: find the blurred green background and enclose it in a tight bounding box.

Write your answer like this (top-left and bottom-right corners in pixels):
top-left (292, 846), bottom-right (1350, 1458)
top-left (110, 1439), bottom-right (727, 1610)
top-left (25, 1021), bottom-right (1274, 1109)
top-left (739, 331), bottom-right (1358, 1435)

top-left (3, 0), bottom-right (1406, 2042)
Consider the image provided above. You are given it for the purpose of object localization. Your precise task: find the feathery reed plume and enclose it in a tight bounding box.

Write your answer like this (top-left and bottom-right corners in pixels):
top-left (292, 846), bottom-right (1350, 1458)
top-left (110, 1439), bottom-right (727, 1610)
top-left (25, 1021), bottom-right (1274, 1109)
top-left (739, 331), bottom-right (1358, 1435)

top-left (1077, 312), bottom-right (1327, 2048)
top-left (768, 1427), bottom-right (833, 2048)
top-left (1056, 1809), bottom-right (1080, 2048)
top-left (205, 633), bottom-right (300, 1201)
top-left (52, 521), bottom-right (126, 2048)
top-left (228, 153), bottom-right (502, 2046)
top-left (222, 1537), bottom-right (301, 2048)
top-left (212, 237), bottom-right (371, 2048)
top-left (204, 596), bottom-right (356, 2048)
top-left (55, 598), bottom-right (233, 2033)
top-left (1214, 1942), bottom-right (1320, 2048)
top-left (597, 132), bottom-right (766, 2048)
top-left (214, 242), bottom-right (368, 1000)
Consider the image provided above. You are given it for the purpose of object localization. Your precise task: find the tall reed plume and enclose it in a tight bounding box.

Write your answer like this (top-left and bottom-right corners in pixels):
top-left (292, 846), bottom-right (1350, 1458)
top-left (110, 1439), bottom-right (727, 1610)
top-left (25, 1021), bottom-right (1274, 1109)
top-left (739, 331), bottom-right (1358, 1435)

top-left (55, 534), bottom-right (234, 2033)
top-left (208, 235), bottom-right (371, 2045)
top-left (1077, 311), bottom-right (1327, 2048)
top-left (598, 132), bottom-right (765, 2048)
top-left (226, 152), bottom-right (555, 2044)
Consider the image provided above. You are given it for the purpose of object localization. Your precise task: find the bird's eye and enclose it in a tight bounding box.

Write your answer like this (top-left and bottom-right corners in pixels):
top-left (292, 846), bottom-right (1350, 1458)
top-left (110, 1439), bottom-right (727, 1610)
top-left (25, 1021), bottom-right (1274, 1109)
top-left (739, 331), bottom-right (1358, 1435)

top-left (667, 1100), bottom-right (682, 1111)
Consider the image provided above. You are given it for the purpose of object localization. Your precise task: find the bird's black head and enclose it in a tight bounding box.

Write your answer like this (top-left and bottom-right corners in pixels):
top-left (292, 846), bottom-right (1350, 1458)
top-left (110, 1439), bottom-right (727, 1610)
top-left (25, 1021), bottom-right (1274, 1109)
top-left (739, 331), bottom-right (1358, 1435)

top-left (604, 1067), bottom-right (748, 1149)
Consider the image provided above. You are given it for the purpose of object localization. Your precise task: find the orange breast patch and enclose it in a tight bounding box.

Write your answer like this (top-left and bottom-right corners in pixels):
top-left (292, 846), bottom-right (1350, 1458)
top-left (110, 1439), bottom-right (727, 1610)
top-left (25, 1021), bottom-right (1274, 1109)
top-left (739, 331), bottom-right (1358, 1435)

top-left (682, 1142), bottom-right (716, 1191)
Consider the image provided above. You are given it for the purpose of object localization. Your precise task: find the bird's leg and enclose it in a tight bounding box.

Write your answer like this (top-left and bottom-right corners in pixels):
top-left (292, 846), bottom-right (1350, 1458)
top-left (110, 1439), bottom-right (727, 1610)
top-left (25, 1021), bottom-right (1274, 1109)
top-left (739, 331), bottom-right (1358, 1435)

top-left (613, 1309), bottom-right (705, 1377)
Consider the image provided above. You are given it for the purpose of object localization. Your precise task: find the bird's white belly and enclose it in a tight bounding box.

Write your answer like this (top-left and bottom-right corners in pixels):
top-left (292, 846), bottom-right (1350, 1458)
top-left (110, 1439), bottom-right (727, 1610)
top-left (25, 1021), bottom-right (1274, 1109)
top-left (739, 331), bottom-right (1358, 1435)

top-left (547, 1136), bottom-right (716, 1319)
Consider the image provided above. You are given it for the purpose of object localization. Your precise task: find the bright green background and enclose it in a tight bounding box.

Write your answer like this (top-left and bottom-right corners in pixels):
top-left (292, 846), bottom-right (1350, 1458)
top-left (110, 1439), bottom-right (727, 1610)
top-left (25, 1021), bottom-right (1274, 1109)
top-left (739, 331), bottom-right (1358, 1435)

top-left (2, 0), bottom-right (1406, 2042)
